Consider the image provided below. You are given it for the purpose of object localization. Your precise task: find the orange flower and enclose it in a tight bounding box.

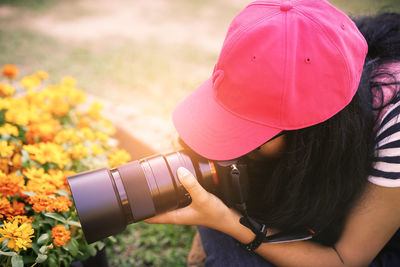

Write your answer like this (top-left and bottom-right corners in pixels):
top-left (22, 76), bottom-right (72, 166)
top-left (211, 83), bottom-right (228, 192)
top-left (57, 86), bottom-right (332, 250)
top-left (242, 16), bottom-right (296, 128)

top-left (28, 195), bottom-right (53, 213)
top-left (51, 225), bottom-right (71, 247)
top-left (0, 198), bottom-right (26, 220)
top-left (0, 158), bottom-right (9, 174)
top-left (0, 83), bottom-right (15, 97)
top-left (2, 64), bottom-right (18, 79)
top-left (9, 200), bottom-right (27, 217)
top-left (26, 119), bottom-right (60, 143)
top-left (0, 196), bottom-right (12, 219)
top-left (78, 118), bottom-right (90, 129)
top-left (0, 140), bottom-right (14, 158)
top-left (25, 180), bottom-right (58, 196)
top-left (50, 196), bottom-right (72, 212)
top-left (0, 171), bottom-right (25, 197)
top-left (28, 195), bottom-right (71, 212)
top-left (24, 168), bottom-right (66, 193)
top-left (11, 153), bottom-right (22, 172)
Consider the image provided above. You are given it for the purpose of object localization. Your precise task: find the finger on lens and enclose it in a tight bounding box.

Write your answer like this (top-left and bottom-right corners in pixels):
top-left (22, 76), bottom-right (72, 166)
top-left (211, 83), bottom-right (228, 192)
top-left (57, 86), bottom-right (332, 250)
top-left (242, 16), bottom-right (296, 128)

top-left (177, 167), bottom-right (207, 200)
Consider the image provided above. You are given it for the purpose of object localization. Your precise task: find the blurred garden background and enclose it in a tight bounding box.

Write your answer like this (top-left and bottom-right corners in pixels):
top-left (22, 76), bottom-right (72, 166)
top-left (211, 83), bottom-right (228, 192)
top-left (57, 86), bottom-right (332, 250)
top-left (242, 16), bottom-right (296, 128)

top-left (0, 0), bottom-right (399, 266)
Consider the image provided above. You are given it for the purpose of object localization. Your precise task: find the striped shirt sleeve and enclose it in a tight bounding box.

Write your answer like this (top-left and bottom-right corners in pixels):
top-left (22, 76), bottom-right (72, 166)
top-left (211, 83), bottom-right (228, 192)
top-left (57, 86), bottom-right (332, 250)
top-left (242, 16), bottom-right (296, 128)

top-left (369, 98), bottom-right (400, 187)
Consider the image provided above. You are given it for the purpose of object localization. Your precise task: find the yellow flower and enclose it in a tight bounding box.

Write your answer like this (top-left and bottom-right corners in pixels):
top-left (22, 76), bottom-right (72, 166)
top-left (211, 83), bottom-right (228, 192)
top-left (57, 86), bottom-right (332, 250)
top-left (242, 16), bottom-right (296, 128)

top-left (20, 75), bottom-right (41, 90)
top-left (36, 70), bottom-right (49, 80)
top-left (27, 116), bottom-right (60, 142)
top-left (0, 97), bottom-right (11, 110)
top-left (23, 167), bottom-right (46, 180)
top-left (80, 127), bottom-right (95, 141)
top-left (23, 142), bottom-right (71, 169)
top-left (95, 131), bottom-right (109, 143)
top-left (49, 96), bottom-right (70, 117)
top-left (91, 143), bottom-right (105, 156)
top-left (102, 119), bottom-right (116, 135)
top-left (0, 123), bottom-right (19, 136)
top-left (70, 143), bottom-right (88, 159)
top-left (68, 88), bottom-right (85, 105)
top-left (51, 225), bottom-right (71, 247)
top-left (0, 220), bottom-right (34, 252)
top-left (88, 102), bottom-right (103, 121)
top-left (5, 108), bottom-right (30, 126)
top-left (0, 83), bottom-right (15, 97)
top-left (108, 149), bottom-right (131, 168)
top-left (5, 99), bottom-right (32, 126)
top-left (54, 129), bottom-right (81, 144)
top-left (61, 76), bottom-right (76, 87)
top-left (48, 169), bottom-right (68, 190)
top-left (6, 215), bottom-right (34, 224)
top-left (2, 64), bottom-right (18, 79)
top-left (23, 168), bottom-right (67, 193)
top-left (0, 141), bottom-right (14, 158)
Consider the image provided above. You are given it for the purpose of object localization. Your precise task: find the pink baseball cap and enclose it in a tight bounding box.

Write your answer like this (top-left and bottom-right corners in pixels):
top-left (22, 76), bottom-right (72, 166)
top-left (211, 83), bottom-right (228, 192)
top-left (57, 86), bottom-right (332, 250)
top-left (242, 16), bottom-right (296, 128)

top-left (173, 0), bottom-right (368, 160)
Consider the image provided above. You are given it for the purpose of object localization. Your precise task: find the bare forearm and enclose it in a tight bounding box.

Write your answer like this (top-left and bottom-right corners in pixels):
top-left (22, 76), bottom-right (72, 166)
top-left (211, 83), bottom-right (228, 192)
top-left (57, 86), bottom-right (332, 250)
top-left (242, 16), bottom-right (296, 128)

top-left (221, 210), bottom-right (348, 267)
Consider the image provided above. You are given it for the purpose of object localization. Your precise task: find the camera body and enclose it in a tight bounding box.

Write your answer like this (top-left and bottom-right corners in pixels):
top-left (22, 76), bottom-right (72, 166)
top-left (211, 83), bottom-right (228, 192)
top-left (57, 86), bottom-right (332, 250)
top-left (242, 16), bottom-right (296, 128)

top-left (68, 149), bottom-right (248, 243)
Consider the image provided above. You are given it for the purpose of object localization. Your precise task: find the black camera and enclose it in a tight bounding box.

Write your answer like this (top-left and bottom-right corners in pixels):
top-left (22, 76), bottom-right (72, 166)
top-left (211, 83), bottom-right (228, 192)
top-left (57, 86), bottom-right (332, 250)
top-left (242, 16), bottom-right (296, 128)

top-left (68, 149), bottom-right (249, 243)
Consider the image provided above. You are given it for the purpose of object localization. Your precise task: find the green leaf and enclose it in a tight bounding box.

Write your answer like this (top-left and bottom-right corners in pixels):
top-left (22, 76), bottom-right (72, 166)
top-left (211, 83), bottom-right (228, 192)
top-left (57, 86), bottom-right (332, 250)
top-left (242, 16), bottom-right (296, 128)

top-left (107, 236), bottom-right (117, 243)
top-left (88, 244), bottom-right (97, 257)
top-left (63, 239), bottom-right (79, 257)
top-left (47, 254), bottom-right (58, 267)
top-left (43, 212), bottom-right (66, 223)
top-left (11, 255), bottom-right (23, 267)
top-left (31, 243), bottom-right (39, 254)
top-left (37, 233), bottom-right (50, 245)
top-left (22, 255), bottom-right (36, 264)
top-left (1, 240), bottom-right (8, 250)
top-left (61, 259), bottom-right (68, 267)
top-left (66, 220), bottom-right (81, 227)
top-left (0, 109), bottom-right (6, 126)
top-left (0, 250), bottom-right (17, 257)
top-left (95, 241), bottom-right (105, 251)
top-left (35, 253), bottom-right (48, 263)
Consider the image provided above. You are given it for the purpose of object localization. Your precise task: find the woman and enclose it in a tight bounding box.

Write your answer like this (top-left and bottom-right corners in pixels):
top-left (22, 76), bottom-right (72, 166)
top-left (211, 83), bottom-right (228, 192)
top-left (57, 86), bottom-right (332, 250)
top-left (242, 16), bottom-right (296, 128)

top-left (146, 1), bottom-right (400, 266)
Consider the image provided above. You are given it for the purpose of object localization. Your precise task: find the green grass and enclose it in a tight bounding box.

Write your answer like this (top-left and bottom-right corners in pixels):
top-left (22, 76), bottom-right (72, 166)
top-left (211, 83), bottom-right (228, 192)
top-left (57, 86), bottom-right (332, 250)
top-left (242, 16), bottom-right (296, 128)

top-left (107, 223), bottom-right (196, 267)
top-left (0, 0), bottom-right (59, 11)
top-left (0, 27), bottom-right (217, 118)
top-left (330, 0), bottom-right (400, 15)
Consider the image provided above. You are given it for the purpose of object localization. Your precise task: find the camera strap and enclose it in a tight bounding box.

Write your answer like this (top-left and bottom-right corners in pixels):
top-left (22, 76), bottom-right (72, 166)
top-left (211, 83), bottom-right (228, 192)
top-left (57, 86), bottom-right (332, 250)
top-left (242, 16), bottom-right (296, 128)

top-left (229, 164), bottom-right (317, 251)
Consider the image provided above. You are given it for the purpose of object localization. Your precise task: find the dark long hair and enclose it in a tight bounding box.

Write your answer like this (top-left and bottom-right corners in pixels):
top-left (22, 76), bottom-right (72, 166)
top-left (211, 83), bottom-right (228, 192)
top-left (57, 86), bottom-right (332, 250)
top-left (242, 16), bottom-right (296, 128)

top-left (245, 12), bottom-right (400, 246)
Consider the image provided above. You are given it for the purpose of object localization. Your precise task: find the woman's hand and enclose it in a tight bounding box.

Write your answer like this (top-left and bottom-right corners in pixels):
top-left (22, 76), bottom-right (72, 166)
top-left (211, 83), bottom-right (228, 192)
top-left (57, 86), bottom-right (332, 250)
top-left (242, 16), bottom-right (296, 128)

top-left (144, 167), bottom-right (238, 232)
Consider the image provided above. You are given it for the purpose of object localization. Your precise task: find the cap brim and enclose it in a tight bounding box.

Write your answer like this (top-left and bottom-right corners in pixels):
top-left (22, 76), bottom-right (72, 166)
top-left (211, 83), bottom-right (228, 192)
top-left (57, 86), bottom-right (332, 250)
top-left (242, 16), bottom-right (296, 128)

top-left (173, 77), bottom-right (282, 160)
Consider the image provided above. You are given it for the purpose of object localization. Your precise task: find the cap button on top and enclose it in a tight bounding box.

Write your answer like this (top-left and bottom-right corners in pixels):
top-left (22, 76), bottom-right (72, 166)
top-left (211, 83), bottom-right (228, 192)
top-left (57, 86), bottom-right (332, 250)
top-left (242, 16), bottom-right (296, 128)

top-left (280, 1), bottom-right (293, 11)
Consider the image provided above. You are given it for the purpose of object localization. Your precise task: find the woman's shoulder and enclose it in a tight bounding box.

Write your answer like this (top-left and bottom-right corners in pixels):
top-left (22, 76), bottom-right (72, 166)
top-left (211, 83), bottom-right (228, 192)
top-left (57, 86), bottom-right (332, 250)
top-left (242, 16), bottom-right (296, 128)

top-left (369, 62), bottom-right (400, 187)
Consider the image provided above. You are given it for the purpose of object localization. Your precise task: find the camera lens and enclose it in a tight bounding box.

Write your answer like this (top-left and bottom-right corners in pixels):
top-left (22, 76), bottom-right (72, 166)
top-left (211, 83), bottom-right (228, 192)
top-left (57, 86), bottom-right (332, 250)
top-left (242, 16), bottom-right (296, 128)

top-left (68, 150), bottom-right (216, 243)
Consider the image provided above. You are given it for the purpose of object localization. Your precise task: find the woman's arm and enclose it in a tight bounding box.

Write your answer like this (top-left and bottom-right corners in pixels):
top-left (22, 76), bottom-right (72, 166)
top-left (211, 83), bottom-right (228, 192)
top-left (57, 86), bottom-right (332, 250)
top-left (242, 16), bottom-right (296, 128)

top-left (145, 167), bottom-right (400, 267)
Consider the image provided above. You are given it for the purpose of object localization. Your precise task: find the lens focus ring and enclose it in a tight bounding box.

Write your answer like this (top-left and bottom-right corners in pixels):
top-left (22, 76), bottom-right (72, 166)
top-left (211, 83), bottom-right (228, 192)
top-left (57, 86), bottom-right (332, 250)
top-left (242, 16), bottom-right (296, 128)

top-left (111, 169), bottom-right (134, 224)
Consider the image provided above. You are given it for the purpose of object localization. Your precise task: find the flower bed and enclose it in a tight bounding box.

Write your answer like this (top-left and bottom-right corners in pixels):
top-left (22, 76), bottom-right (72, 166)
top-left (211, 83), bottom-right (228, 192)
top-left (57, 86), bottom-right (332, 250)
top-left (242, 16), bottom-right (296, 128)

top-left (0, 64), bottom-right (131, 266)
